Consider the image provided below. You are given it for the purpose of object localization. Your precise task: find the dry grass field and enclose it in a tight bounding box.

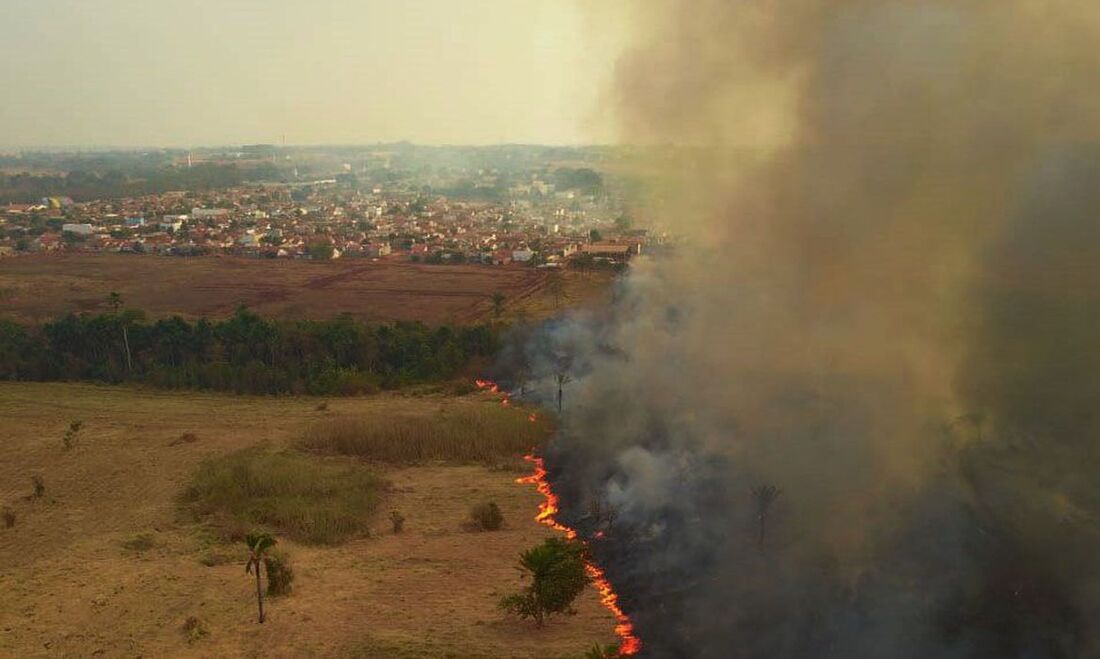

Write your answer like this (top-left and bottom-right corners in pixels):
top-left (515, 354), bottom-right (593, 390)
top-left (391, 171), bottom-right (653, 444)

top-left (0, 383), bottom-right (616, 658)
top-left (0, 254), bottom-right (614, 324)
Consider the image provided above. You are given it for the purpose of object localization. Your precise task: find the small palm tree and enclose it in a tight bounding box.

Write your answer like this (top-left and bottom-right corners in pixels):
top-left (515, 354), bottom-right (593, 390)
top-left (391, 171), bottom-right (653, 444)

top-left (752, 484), bottom-right (781, 550)
top-left (555, 370), bottom-right (572, 415)
top-left (245, 532), bottom-right (276, 623)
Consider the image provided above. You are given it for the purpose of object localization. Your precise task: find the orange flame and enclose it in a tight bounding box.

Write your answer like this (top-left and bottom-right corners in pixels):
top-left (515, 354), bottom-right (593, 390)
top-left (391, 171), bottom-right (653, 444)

top-left (517, 454), bottom-right (642, 656)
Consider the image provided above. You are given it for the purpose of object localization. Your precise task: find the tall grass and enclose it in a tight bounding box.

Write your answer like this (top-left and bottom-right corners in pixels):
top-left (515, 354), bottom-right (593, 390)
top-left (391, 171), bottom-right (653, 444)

top-left (183, 448), bottom-right (383, 545)
top-left (298, 403), bottom-right (551, 463)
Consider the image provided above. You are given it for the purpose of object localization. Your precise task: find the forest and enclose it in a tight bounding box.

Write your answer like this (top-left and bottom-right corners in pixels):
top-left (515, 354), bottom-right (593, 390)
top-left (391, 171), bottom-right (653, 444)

top-left (0, 306), bottom-right (499, 395)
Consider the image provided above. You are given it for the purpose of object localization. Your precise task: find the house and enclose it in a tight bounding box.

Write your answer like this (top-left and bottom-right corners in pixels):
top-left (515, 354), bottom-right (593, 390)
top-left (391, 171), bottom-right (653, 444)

top-left (192, 208), bottom-right (229, 219)
top-left (364, 242), bottom-right (391, 258)
top-left (512, 248), bottom-right (534, 263)
top-left (580, 243), bottom-right (637, 258)
top-left (62, 223), bottom-right (95, 236)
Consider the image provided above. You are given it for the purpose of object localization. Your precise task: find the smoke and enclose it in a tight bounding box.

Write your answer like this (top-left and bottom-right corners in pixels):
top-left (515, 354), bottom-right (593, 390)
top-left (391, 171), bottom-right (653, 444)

top-left (517, 1), bottom-right (1100, 656)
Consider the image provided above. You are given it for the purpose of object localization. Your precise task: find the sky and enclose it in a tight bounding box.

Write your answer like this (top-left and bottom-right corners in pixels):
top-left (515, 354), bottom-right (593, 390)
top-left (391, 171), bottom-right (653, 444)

top-left (0, 0), bottom-right (626, 148)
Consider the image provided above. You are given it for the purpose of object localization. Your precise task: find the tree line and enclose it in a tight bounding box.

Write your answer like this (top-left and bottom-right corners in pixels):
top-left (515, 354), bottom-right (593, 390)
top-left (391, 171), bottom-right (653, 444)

top-left (0, 306), bottom-right (498, 395)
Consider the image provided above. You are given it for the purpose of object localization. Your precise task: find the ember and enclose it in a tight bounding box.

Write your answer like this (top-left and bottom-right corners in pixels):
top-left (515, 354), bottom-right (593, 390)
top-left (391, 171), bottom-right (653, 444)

top-left (518, 454), bottom-right (642, 656)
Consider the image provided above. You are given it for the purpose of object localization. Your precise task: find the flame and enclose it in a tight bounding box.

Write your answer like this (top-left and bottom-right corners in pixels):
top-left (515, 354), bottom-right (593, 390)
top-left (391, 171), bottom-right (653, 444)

top-left (517, 454), bottom-right (643, 656)
top-left (476, 377), bottom-right (510, 407)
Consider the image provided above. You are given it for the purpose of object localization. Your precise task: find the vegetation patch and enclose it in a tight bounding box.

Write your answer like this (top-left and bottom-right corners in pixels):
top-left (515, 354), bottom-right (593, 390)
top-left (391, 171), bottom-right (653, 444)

top-left (298, 404), bottom-right (549, 463)
top-left (467, 501), bottom-right (504, 532)
top-left (121, 532), bottom-right (156, 552)
top-left (264, 550), bottom-right (295, 597)
top-left (182, 448), bottom-right (383, 545)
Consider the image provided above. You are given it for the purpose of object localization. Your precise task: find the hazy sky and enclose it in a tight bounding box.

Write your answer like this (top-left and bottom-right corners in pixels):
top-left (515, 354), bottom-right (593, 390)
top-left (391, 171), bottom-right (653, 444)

top-left (0, 0), bottom-right (625, 148)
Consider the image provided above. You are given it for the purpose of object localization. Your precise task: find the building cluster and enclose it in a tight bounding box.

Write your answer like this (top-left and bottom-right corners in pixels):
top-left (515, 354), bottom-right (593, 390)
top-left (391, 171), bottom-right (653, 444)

top-left (0, 183), bottom-right (647, 268)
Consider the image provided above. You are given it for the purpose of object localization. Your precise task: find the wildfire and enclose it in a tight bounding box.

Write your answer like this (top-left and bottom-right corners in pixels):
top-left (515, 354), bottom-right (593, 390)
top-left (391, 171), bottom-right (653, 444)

top-left (475, 378), bottom-right (512, 408)
top-left (517, 454), bottom-right (643, 656)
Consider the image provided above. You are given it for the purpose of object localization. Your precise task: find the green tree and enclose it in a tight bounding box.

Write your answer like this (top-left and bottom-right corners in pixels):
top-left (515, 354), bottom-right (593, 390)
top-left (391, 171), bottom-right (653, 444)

top-left (589, 229), bottom-right (602, 243)
top-left (500, 537), bottom-right (588, 627)
top-left (245, 532), bottom-right (277, 623)
top-left (308, 241), bottom-right (335, 260)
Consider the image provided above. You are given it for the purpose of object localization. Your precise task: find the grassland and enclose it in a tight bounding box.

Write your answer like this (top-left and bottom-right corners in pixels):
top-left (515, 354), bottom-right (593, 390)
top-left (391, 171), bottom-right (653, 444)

top-left (0, 253), bottom-right (614, 324)
top-left (299, 406), bottom-right (551, 463)
top-left (0, 383), bottom-right (615, 657)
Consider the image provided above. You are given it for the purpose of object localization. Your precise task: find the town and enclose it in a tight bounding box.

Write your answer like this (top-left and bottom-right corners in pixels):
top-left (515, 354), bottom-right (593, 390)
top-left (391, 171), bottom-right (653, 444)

top-left (0, 146), bottom-right (649, 268)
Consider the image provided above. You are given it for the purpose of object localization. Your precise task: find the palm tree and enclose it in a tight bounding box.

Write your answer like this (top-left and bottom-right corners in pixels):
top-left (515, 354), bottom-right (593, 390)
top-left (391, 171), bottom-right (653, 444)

top-left (752, 484), bottom-right (781, 550)
top-left (555, 370), bottom-right (572, 415)
top-left (108, 292), bottom-right (132, 371)
top-left (245, 532), bottom-right (276, 623)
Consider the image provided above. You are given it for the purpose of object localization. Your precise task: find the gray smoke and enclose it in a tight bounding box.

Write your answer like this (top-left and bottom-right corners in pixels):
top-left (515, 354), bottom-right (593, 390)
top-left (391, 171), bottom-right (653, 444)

top-left (510, 2), bottom-right (1100, 657)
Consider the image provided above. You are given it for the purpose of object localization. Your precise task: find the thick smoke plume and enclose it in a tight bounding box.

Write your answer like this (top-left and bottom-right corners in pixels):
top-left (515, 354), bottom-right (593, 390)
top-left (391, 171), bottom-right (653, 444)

top-left (519, 2), bottom-right (1100, 656)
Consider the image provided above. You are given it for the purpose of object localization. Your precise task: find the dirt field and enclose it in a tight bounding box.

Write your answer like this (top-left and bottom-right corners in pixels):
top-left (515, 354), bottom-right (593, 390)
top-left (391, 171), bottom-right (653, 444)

top-left (0, 383), bottom-right (616, 658)
top-left (0, 254), bottom-right (614, 324)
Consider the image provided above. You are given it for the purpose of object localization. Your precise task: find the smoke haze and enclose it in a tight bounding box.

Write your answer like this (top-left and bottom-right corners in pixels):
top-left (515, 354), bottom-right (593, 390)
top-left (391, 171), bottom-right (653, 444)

top-left (525, 2), bottom-right (1100, 656)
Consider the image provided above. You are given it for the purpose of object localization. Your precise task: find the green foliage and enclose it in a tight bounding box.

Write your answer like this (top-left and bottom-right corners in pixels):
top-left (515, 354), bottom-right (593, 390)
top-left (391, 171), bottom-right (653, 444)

top-left (308, 242), bottom-right (335, 260)
top-left (500, 538), bottom-right (588, 627)
top-left (584, 644), bottom-right (621, 659)
top-left (298, 406), bottom-right (549, 463)
top-left (184, 449), bottom-right (383, 545)
top-left (263, 550), bottom-right (294, 597)
top-left (468, 501), bottom-right (504, 532)
top-left (0, 308), bottom-right (500, 396)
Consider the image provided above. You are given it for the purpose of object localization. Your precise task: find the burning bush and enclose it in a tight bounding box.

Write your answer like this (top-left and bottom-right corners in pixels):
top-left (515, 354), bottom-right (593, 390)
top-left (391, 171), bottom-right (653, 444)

top-left (182, 448), bottom-right (382, 545)
top-left (499, 537), bottom-right (588, 627)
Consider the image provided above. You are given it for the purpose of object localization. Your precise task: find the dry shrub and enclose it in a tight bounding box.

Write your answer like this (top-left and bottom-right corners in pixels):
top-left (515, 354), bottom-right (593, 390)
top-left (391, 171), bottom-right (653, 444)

top-left (298, 404), bottom-right (550, 463)
top-left (182, 448), bottom-right (383, 545)
top-left (389, 510), bottom-right (406, 534)
top-left (182, 616), bottom-right (208, 644)
top-left (264, 550), bottom-right (294, 596)
top-left (169, 432), bottom-right (199, 447)
top-left (122, 533), bottom-right (156, 552)
top-left (467, 501), bottom-right (504, 532)
top-left (2, 507), bottom-right (14, 529)
top-left (31, 476), bottom-right (44, 499)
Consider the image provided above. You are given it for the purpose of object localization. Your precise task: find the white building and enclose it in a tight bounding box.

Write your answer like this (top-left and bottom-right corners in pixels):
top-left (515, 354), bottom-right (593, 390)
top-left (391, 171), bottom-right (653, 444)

top-left (62, 223), bottom-right (94, 236)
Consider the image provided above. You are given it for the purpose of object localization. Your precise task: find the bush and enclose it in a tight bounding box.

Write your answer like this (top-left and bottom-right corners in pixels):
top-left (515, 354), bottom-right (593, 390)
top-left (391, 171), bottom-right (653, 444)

top-left (389, 510), bottom-right (406, 534)
top-left (122, 533), bottom-right (156, 552)
top-left (298, 404), bottom-right (549, 463)
top-left (62, 420), bottom-right (84, 450)
top-left (264, 550), bottom-right (294, 597)
top-left (500, 538), bottom-right (589, 627)
top-left (468, 502), bottom-right (504, 532)
top-left (182, 616), bottom-right (208, 644)
top-left (169, 432), bottom-right (199, 447)
top-left (3, 507), bottom-right (14, 528)
top-left (31, 475), bottom-right (44, 498)
top-left (182, 448), bottom-right (383, 545)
